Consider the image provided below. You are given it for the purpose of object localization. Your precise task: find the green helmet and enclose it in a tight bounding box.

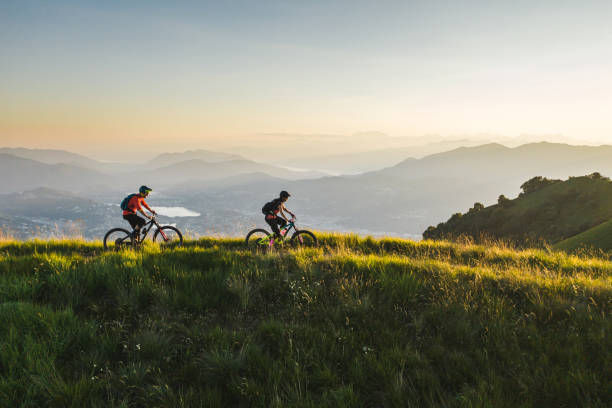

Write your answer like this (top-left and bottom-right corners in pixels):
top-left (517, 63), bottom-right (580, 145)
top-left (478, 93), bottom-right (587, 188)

top-left (139, 185), bottom-right (152, 195)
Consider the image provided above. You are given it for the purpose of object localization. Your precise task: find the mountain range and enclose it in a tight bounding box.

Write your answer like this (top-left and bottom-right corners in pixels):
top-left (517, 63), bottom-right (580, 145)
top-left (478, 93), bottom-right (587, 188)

top-left (144, 149), bottom-right (245, 168)
top-left (4, 142), bottom-right (612, 239)
top-left (248, 142), bottom-right (612, 236)
top-left (275, 139), bottom-right (491, 174)
top-left (0, 153), bottom-right (111, 193)
top-left (0, 150), bottom-right (322, 194)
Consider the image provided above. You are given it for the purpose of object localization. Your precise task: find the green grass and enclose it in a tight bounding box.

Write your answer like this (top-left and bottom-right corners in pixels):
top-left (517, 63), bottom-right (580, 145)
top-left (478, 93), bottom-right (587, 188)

top-left (554, 219), bottom-right (612, 253)
top-left (0, 235), bottom-right (610, 407)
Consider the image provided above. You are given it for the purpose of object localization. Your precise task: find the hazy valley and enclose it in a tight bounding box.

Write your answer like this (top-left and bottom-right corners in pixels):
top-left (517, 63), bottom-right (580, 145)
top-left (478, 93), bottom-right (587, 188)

top-left (4, 142), bottom-right (612, 242)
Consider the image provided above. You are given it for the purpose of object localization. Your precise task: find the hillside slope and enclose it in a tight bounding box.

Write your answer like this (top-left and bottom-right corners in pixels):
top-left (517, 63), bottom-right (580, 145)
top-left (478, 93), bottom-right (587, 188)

top-left (0, 235), bottom-right (609, 407)
top-left (424, 173), bottom-right (612, 245)
top-left (554, 218), bottom-right (612, 252)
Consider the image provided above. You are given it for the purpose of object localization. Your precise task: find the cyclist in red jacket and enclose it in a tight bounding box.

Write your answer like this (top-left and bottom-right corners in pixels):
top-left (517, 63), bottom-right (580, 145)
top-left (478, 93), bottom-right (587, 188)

top-left (123, 185), bottom-right (157, 241)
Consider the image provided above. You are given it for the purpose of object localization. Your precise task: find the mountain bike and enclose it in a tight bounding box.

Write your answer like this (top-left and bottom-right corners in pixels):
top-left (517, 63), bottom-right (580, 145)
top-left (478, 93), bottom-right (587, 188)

top-left (245, 218), bottom-right (317, 249)
top-left (103, 215), bottom-right (183, 250)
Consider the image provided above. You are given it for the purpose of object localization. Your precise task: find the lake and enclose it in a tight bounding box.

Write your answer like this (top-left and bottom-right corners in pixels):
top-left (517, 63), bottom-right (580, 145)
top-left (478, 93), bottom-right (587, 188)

top-left (155, 207), bottom-right (201, 217)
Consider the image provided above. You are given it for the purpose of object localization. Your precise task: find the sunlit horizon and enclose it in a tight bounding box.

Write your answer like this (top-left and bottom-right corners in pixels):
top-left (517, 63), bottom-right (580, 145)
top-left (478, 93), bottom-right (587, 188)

top-left (2, 1), bottom-right (611, 159)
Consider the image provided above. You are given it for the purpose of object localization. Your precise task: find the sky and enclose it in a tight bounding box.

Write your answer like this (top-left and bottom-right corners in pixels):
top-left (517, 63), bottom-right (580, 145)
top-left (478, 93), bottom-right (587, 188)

top-left (1, 0), bottom-right (611, 159)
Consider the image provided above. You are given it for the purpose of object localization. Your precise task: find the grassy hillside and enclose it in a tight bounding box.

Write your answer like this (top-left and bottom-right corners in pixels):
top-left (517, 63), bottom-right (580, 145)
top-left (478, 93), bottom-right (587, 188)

top-left (0, 235), bottom-right (610, 407)
top-left (554, 219), bottom-right (612, 253)
top-left (424, 173), bottom-right (612, 246)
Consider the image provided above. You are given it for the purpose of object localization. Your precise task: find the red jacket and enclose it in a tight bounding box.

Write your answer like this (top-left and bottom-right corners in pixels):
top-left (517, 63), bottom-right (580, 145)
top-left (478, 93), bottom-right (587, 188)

top-left (122, 194), bottom-right (152, 216)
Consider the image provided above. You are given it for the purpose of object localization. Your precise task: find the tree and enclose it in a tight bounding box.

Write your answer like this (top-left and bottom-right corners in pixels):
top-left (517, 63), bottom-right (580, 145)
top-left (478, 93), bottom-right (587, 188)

top-left (468, 202), bottom-right (485, 213)
top-left (497, 194), bottom-right (511, 207)
top-left (587, 172), bottom-right (609, 180)
top-left (423, 226), bottom-right (437, 239)
top-left (520, 176), bottom-right (559, 195)
top-left (448, 212), bottom-right (462, 222)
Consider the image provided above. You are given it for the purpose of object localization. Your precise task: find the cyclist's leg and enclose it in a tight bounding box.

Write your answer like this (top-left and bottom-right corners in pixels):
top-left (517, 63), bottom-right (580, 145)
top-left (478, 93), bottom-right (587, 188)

top-left (277, 218), bottom-right (287, 236)
top-left (265, 215), bottom-right (281, 238)
top-left (124, 214), bottom-right (145, 241)
top-left (133, 216), bottom-right (146, 241)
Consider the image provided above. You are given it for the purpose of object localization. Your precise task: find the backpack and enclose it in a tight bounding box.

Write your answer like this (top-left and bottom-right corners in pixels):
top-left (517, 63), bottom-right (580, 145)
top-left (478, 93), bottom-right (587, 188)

top-left (120, 194), bottom-right (138, 211)
top-left (261, 200), bottom-right (278, 214)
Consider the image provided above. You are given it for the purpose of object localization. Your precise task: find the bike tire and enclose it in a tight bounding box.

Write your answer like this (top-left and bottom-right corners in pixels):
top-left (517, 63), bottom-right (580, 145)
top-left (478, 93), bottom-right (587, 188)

top-left (290, 230), bottom-right (317, 247)
top-left (245, 228), bottom-right (272, 248)
top-left (153, 226), bottom-right (183, 247)
top-left (103, 228), bottom-right (133, 250)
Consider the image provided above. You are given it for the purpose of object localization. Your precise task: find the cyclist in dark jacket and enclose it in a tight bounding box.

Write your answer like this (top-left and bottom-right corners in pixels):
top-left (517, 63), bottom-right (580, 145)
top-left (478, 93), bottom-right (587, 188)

top-left (262, 191), bottom-right (295, 240)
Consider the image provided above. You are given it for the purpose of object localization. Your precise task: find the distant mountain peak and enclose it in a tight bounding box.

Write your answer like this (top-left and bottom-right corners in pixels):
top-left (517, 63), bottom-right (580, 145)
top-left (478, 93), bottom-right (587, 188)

top-left (148, 149), bottom-right (244, 166)
top-left (0, 147), bottom-right (100, 165)
top-left (453, 142), bottom-right (509, 151)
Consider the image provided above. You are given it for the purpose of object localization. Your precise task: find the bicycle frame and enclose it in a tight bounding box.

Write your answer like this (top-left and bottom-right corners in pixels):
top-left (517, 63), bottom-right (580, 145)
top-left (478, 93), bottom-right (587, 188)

top-left (136, 217), bottom-right (169, 242)
top-left (256, 221), bottom-right (297, 245)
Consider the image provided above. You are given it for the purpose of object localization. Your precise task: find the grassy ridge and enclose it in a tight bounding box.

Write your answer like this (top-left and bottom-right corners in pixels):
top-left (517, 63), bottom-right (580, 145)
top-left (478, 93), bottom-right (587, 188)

top-left (0, 235), bottom-right (610, 407)
top-left (424, 174), bottom-right (612, 246)
top-left (554, 219), bottom-right (612, 253)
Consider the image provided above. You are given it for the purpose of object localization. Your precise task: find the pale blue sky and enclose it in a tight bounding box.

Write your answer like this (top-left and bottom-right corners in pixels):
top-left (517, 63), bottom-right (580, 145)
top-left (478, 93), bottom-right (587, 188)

top-left (1, 0), bottom-right (611, 155)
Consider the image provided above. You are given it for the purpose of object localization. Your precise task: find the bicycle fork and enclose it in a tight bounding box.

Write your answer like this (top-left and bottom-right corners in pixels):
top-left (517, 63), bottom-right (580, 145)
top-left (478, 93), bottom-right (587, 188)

top-left (158, 228), bottom-right (169, 241)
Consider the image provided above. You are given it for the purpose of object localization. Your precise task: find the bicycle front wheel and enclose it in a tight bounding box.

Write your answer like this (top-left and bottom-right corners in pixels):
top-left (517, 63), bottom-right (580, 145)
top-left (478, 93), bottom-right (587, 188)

top-left (153, 226), bottom-right (183, 247)
top-left (103, 228), bottom-right (133, 250)
top-left (290, 230), bottom-right (317, 247)
top-left (245, 228), bottom-right (272, 248)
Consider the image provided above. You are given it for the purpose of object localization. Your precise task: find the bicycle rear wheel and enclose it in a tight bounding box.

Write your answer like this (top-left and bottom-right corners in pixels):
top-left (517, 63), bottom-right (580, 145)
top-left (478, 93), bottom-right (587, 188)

top-left (245, 228), bottom-right (272, 248)
top-left (290, 230), bottom-right (317, 247)
top-left (103, 228), bottom-right (133, 250)
top-left (153, 226), bottom-right (183, 247)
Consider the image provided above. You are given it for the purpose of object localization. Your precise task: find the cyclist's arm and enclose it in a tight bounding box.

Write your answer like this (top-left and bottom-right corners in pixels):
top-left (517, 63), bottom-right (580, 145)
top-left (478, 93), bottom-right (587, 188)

top-left (277, 207), bottom-right (288, 221)
top-left (138, 208), bottom-right (152, 219)
top-left (280, 204), bottom-right (295, 220)
top-left (141, 201), bottom-right (156, 215)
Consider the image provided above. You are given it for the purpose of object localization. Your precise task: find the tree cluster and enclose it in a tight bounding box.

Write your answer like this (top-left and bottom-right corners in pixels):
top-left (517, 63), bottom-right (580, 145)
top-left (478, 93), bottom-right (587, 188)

top-left (520, 176), bottom-right (560, 195)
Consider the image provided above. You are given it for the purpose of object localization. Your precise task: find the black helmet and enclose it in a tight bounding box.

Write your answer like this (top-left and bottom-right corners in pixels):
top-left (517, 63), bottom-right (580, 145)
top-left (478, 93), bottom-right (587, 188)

top-left (139, 185), bottom-right (152, 195)
top-left (280, 190), bottom-right (291, 198)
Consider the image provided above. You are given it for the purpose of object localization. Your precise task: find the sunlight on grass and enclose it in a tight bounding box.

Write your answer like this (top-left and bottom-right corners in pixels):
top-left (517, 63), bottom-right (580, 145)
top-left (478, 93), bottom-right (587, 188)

top-left (0, 235), bottom-right (609, 406)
